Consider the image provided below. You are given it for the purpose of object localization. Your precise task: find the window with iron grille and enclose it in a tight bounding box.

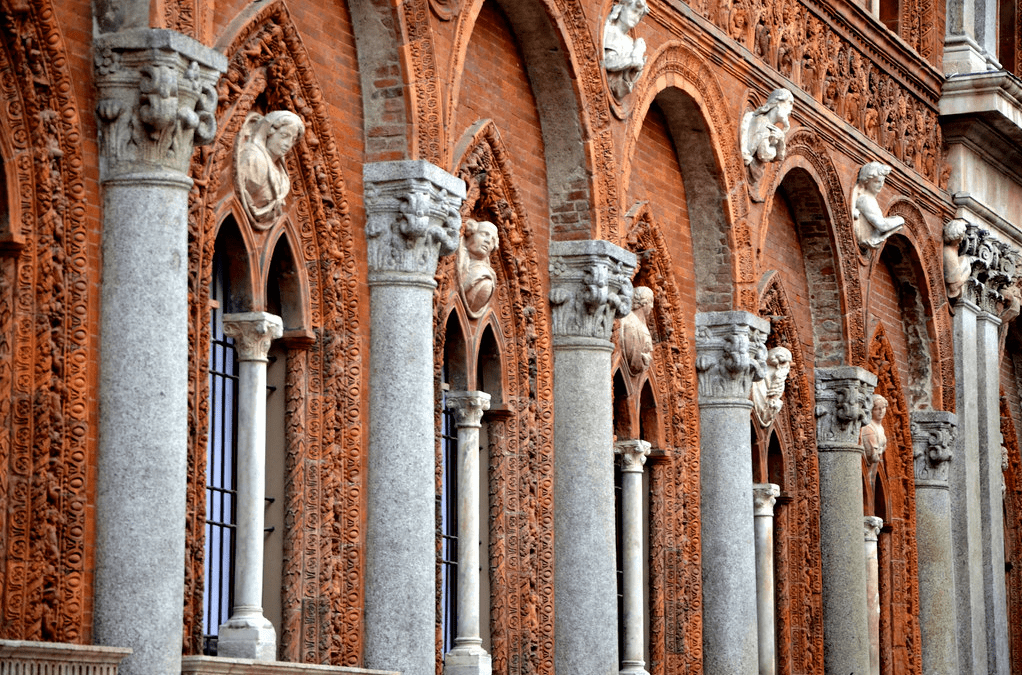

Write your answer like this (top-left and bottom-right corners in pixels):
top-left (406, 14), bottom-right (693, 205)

top-left (439, 388), bottom-right (459, 655)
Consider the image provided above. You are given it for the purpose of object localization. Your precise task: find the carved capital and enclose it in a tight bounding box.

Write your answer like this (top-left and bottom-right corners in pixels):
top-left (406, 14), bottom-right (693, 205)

top-left (864, 516), bottom-right (884, 542)
top-left (615, 439), bottom-right (651, 473)
top-left (364, 160), bottom-right (466, 279)
top-left (753, 483), bottom-right (781, 517)
top-left (694, 311), bottom-right (770, 402)
top-left (911, 410), bottom-right (956, 485)
top-left (445, 390), bottom-right (491, 428)
top-left (94, 29), bottom-right (226, 180)
top-left (958, 222), bottom-right (1021, 314)
top-left (222, 312), bottom-right (283, 362)
top-left (814, 367), bottom-right (877, 452)
top-left (549, 240), bottom-right (637, 341)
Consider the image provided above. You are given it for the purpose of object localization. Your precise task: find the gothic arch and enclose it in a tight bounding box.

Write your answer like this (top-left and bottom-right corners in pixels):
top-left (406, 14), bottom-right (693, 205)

top-left (185, 2), bottom-right (363, 664)
top-left (0, 0), bottom-right (92, 644)
top-left (624, 42), bottom-right (755, 311)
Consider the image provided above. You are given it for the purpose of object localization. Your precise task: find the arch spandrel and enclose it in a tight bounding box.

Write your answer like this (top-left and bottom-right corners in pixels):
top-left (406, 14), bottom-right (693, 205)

top-left (187, 2), bottom-right (364, 663)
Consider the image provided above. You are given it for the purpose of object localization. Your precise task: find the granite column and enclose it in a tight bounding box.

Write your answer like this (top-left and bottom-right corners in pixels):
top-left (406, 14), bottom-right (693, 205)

top-left (695, 311), bottom-right (769, 675)
top-left (363, 161), bottom-right (465, 675)
top-left (864, 516), bottom-right (884, 675)
top-left (615, 440), bottom-right (652, 675)
top-left (753, 483), bottom-right (780, 675)
top-left (92, 29), bottom-right (224, 675)
top-left (550, 240), bottom-right (636, 675)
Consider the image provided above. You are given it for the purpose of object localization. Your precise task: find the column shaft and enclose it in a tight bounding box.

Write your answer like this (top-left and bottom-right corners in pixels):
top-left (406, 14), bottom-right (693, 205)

top-left (864, 516), bottom-right (883, 675)
top-left (616, 440), bottom-right (651, 675)
top-left (753, 484), bottom-right (780, 675)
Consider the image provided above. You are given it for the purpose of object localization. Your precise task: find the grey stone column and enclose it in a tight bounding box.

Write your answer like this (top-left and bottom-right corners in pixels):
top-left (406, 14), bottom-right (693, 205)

top-left (217, 313), bottom-right (283, 660)
top-left (695, 311), bottom-right (769, 675)
top-left (753, 483), bottom-right (780, 675)
top-left (444, 391), bottom-right (492, 675)
top-left (363, 161), bottom-right (465, 675)
top-left (864, 516), bottom-right (883, 675)
top-left (549, 240), bottom-right (636, 675)
top-left (944, 0), bottom-right (999, 73)
top-left (615, 440), bottom-right (652, 675)
top-left (912, 410), bottom-right (959, 675)
top-left (815, 366), bottom-right (876, 675)
top-left (92, 29), bottom-right (224, 675)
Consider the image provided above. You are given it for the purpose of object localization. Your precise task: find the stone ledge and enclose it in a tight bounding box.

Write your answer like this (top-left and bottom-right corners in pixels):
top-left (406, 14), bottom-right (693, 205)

top-left (0, 639), bottom-right (131, 673)
top-left (181, 656), bottom-right (398, 675)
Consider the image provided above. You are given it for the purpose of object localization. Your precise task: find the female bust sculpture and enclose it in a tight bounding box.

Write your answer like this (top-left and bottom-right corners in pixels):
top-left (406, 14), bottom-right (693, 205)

top-left (851, 162), bottom-right (904, 249)
top-left (457, 219), bottom-right (499, 318)
top-left (741, 88), bottom-right (794, 184)
top-left (861, 394), bottom-right (888, 482)
top-left (604, 0), bottom-right (649, 99)
top-left (234, 110), bottom-right (306, 229)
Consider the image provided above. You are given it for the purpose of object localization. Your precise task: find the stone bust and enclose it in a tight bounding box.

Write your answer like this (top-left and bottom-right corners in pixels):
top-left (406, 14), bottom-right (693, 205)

top-left (943, 218), bottom-right (973, 301)
top-left (861, 394), bottom-right (889, 479)
top-left (740, 88), bottom-right (794, 184)
top-left (234, 110), bottom-right (306, 230)
top-left (617, 285), bottom-right (654, 378)
top-left (851, 162), bottom-right (904, 249)
top-left (457, 219), bottom-right (499, 318)
top-left (751, 346), bottom-right (792, 429)
top-left (603, 0), bottom-right (649, 99)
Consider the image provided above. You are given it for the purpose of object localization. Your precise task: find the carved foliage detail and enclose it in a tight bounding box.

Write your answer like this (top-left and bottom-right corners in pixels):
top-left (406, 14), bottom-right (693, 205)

top-left (958, 222), bottom-right (1021, 314)
top-left (814, 367), bottom-right (875, 447)
top-left (911, 412), bottom-right (955, 483)
top-left (694, 313), bottom-right (768, 401)
top-left (549, 246), bottom-right (635, 341)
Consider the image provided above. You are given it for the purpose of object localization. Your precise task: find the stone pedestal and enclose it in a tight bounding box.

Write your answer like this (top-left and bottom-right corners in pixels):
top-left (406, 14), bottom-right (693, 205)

top-left (362, 161), bottom-right (465, 675)
top-left (753, 483), bottom-right (780, 675)
top-left (92, 28), bottom-right (224, 675)
top-left (864, 516), bottom-right (883, 675)
top-left (615, 440), bottom-right (652, 675)
top-left (444, 391), bottom-right (492, 675)
top-left (912, 411), bottom-right (959, 675)
top-left (217, 313), bottom-right (283, 660)
top-left (815, 366), bottom-right (876, 675)
top-left (695, 311), bottom-right (769, 675)
top-left (549, 240), bottom-right (636, 675)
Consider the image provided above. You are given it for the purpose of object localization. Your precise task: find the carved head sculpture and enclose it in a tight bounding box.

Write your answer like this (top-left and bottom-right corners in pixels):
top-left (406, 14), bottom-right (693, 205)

top-left (457, 219), bottom-right (499, 318)
top-left (751, 345), bottom-right (793, 429)
top-left (234, 110), bottom-right (306, 229)
top-left (871, 394), bottom-right (888, 423)
top-left (741, 88), bottom-right (793, 183)
top-left (857, 161), bottom-right (891, 194)
top-left (764, 346), bottom-right (793, 394)
top-left (618, 286), bottom-right (654, 378)
top-left (755, 88), bottom-right (795, 125)
top-left (852, 161), bottom-right (903, 249)
top-left (944, 219), bottom-right (973, 301)
top-left (604, 0), bottom-right (649, 98)
top-left (631, 285), bottom-right (654, 319)
top-left (609, 0), bottom-right (649, 31)
top-left (862, 394), bottom-right (889, 468)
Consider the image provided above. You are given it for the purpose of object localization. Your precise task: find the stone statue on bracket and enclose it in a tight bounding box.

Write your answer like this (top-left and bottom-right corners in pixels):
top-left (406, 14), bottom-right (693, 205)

top-left (457, 218), bottom-right (499, 318)
top-left (234, 110), bottom-right (306, 230)
top-left (943, 218), bottom-right (973, 301)
top-left (617, 285), bottom-right (654, 379)
top-left (851, 162), bottom-right (904, 249)
top-left (740, 88), bottom-right (794, 184)
top-left (751, 345), bottom-right (792, 429)
top-left (861, 394), bottom-right (888, 483)
top-left (603, 0), bottom-right (649, 99)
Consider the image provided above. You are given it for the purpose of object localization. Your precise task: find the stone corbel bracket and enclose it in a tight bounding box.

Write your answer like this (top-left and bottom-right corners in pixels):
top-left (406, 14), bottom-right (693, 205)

top-left (911, 410), bottom-right (957, 486)
top-left (364, 160), bottom-right (466, 280)
top-left (94, 28), bottom-right (226, 180)
top-left (960, 222), bottom-right (1021, 313)
top-left (549, 240), bottom-right (636, 343)
top-left (694, 311), bottom-right (769, 402)
top-left (814, 366), bottom-right (877, 452)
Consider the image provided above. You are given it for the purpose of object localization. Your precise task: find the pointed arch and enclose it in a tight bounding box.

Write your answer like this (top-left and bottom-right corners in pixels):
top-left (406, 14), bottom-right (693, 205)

top-left (185, 2), bottom-right (363, 663)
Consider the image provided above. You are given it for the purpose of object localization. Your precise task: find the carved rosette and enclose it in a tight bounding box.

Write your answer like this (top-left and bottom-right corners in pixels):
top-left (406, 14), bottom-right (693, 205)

top-left (615, 439), bottom-right (652, 473)
top-left (549, 240), bottom-right (637, 342)
top-left (364, 160), bottom-right (466, 280)
top-left (753, 483), bottom-right (781, 517)
top-left (958, 222), bottom-right (1022, 314)
top-left (910, 410), bottom-right (956, 486)
top-left (694, 311), bottom-right (770, 402)
top-left (863, 516), bottom-right (884, 542)
top-left (445, 390), bottom-right (491, 428)
top-left (814, 367), bottom-right (877, 452)
top-left (222, 312), bottom-right (283, 362)
top-left (94, 29), bottom-right (225, 180)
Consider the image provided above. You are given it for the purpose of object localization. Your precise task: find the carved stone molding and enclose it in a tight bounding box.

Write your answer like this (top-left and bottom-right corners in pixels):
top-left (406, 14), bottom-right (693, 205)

top-left (94, 28), bottom-right (225, 180)
top-left (814, 367), bottom-right (877, 452)
top-left (957, 222), bottom-right (1022, 314)
top-left (364, 160), bottom-right (465, 280)
top-left (864, 515), bottom-right (884, 541)
top-left (694, 311), bottom-right (769, 402)
top-left (222, 312), bottom-right (283, 362)
top-left (549, 240), bottom-right (636, 342)
top-left (911, 410), bottom-right (956, 485)
top-left (615, 439), bottom-right (652, 473)
top-left (753, 483), bottom-right (781, 517)
top-left (445, 390), bottom-right (491, 428)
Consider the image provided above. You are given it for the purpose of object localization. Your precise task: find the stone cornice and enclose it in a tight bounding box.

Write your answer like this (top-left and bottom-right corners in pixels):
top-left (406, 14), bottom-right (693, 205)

top-left (814, 366), bottom-right (877, 452)
top-left (549, 240), bottom-right (637, 342)
top-left (911, 410), bottom-right (956, 485)
top-left (694, 311), bottom-right (769, 402)
top-left (222, 312), bottom-right (283, 363)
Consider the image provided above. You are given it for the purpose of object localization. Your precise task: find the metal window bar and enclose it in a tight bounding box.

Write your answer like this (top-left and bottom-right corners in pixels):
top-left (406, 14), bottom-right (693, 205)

top-left (438, 391), bottom-right (459, 655)
top-left (203, 251), bottom-right (239, 656)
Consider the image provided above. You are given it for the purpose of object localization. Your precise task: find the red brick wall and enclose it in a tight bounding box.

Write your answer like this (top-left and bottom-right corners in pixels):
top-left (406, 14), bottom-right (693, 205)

top-left (761, 193), bottom-right (815, 367)
top-left (869, 257), bottom-right (913, 392)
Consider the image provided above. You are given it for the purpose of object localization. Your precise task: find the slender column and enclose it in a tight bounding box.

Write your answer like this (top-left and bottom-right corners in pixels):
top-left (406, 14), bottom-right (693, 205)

top-left (550, 240), bottom-right (636, 675)
top-left (864, 516), bottom-right (883, 675)
top-left (815, 366), bottom-right (876, 675)
top-left (444, 391), bottom-right (492, 675)
top-left (695, 311), bottom-right (769, 675)
top-left (362, 161), bottom-right (465, 675)
top-left (217, 313), bottom-right (283, 659)
top-left (753, 483), bottom-right (780, 675)
top-left (912, 410), bottom-right (959, 675)
top-left (92, 28), bottom-right (224, 675)
top-left (615, 440), bottom-right (652, 675)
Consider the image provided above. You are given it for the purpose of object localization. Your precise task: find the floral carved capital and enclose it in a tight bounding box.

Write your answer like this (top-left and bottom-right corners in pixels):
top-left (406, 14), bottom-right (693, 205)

top-left (753, 483), bottom-right (781, 517)
top-left (95, 29), bottom-right (226, 180)
top-left (694, 311), bottom-right (770, 402)
top-left (223, 312), bottom-right (283, 362)
top-left (863, 516), bottom-right (884, 542)
top-left (364, 160), bottom-right (466, 279)
top-left (910, 410), bottom-right (956, 485)
top-left (549, 240), bottom-right (637, 342)
top-left (814, 366), bottom-right (877, 452)
top-left (957, 222), bottom-right (1021, 314)
top-left (445, 390), bottom-right (491, 428)
top-left (615, 439), bottom-right (651, 473)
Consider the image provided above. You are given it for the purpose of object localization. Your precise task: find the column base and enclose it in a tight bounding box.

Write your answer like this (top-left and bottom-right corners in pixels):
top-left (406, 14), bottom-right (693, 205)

top-left (443, 646), bottom-right (491, 675)
top-left (943, 36), bottom-right (991, 75)
top-left (217, 613), bottom-right (277, 661)
top-left (620, 661), bottom-right (650, 675)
